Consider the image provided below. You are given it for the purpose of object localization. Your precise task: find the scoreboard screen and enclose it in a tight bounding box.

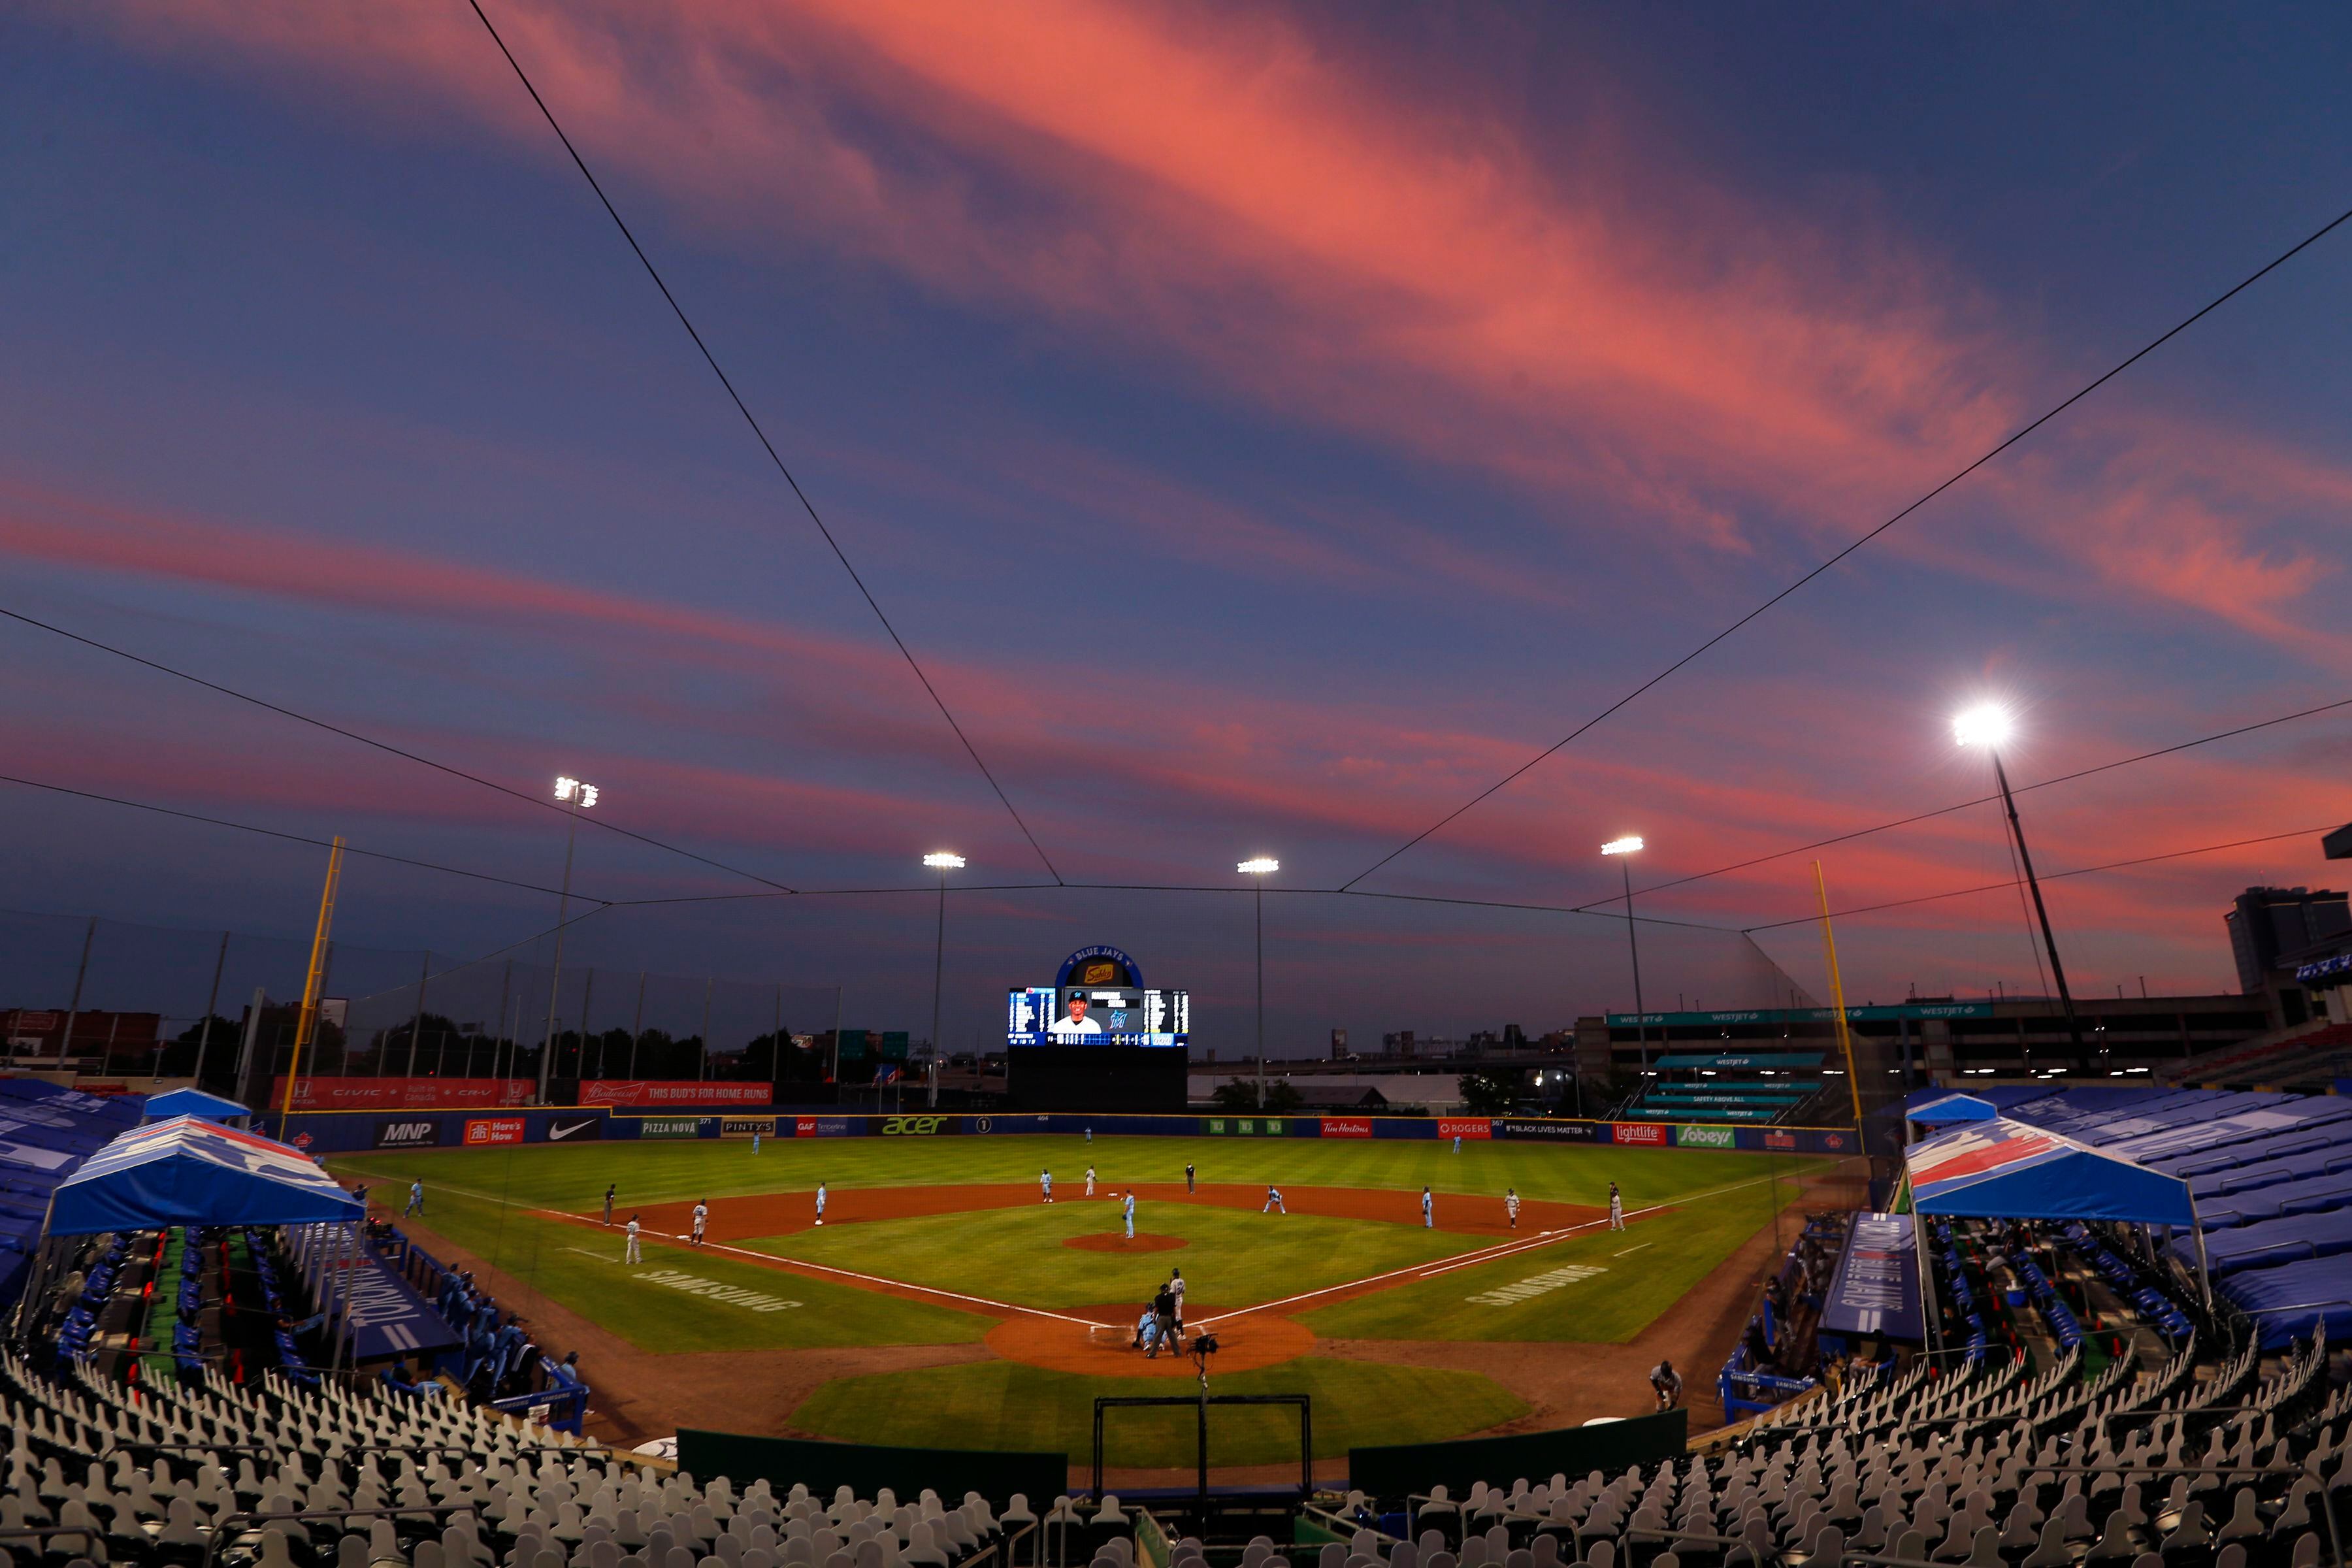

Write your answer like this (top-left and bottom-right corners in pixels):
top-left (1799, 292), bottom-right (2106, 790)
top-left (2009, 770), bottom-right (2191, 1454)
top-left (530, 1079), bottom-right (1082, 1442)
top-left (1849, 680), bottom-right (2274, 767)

top-left (1007, 985), bottom-right (1188, 1047)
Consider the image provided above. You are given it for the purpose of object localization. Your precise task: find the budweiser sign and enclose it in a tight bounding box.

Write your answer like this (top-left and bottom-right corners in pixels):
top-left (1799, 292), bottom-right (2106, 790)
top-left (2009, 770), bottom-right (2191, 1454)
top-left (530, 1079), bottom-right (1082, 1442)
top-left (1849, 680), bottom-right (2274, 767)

top-left (579, 1080), bottom-right (772, 1108)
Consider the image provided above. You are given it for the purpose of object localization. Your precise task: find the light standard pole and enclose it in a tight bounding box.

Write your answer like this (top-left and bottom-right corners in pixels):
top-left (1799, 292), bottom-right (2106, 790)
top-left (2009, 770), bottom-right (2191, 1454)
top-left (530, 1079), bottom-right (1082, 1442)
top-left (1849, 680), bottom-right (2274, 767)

top-left (923, 853), bottom-right (964, 1109)
top-left (1953, 705), bottom-right (2087, 1065)
top-left (1238, 858), bottom-right (1279, 1106)
top-left (542, 775), bottom-right (598, 1102)
top-left (1601, 836), bottom-right (1648, 1074)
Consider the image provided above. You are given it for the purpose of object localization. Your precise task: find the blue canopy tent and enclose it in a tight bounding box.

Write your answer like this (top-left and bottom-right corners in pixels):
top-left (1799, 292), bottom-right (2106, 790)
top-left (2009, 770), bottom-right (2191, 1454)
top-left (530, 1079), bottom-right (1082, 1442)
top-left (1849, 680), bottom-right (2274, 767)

top-left (1905, 1092), bottom-right (1998, 1148)
top-left (1903, 1117), bottom-right (2206, 1354)
top-left (26, 1117), bottom-right (367, 1373)
top-left (139, 1088), bottom-right (252, 1128)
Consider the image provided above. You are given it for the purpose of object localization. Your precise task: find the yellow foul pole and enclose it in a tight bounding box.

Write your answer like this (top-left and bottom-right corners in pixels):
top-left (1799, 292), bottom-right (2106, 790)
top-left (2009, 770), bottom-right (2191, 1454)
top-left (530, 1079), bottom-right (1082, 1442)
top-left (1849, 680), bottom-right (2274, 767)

top-left (283, 836), bottom-right (346, 1119)
top-left (1814, 860), bottom-right (1865, 1132)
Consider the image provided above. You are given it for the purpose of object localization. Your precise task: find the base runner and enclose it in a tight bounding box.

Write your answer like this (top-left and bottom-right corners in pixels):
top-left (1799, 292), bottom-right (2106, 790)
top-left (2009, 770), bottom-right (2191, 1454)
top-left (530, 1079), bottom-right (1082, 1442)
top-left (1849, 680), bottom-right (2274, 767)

top-left (1505, 1187), bottom-right (1520, 1229)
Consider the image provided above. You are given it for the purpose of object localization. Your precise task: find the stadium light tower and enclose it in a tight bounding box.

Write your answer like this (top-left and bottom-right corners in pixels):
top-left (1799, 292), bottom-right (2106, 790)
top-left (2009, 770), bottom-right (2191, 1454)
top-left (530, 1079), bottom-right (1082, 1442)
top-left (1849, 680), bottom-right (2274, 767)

top-left (923, 853), bottom-right (965, 1107)
top-left (1953, 703), bottom-right (2086, 1062)
top-left (1238, 857), bottom-right (1279, 1104)
top-left (1601, 836), bottom-right (1650, 1071)
top-left (542, 776), bottom-right (600, 1100)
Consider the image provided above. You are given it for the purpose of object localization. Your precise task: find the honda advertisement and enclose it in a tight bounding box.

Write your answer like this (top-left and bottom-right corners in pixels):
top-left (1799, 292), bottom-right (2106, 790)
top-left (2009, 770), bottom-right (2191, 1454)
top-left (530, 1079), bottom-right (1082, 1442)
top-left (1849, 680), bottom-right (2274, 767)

top-left (1610, 1122), bottom-right (1669, 1146)
top-left (578, 1081), bottom-right (772, 1109)
top-left (1437, 1118), bottom-right (1494, 1141)
top-left (463, 1117), bottom-right (525, 1146)
top-left (273, 1077), bottom-right (531, 1111)
top-left (372, 1118), bottom-right (442, 1150)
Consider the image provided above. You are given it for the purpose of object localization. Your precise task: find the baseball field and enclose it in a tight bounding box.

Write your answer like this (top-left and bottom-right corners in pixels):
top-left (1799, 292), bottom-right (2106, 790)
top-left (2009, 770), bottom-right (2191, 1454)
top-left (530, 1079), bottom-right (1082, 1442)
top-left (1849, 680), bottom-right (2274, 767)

top-left (329, 1132), bottom-right (1852, 1476)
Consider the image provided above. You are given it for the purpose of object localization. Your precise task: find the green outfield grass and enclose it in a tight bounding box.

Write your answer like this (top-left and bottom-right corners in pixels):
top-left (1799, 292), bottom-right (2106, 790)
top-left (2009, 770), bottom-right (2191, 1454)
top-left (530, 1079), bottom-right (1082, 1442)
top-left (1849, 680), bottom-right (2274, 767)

top-left (788, 1356), bottom-right (1528, 1467)
top-left (346, 1183), bottom-right (992, 1353)
top-left (745, 1200), bottom-right (1477, 1311)
top-left (1298, 1173), bottom-right (1797, 1341)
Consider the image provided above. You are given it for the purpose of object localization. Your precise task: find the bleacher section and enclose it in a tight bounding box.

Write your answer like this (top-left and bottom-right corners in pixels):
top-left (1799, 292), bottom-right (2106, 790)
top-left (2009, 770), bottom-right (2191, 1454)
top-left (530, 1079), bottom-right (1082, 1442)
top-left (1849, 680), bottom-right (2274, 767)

top-left (2162, 1021), bottom-right (2352, 1088)
top-left (0, 1079), bottom-right (140, 1307)
top-left (1625, 1054), bottom-right (1823, 1124)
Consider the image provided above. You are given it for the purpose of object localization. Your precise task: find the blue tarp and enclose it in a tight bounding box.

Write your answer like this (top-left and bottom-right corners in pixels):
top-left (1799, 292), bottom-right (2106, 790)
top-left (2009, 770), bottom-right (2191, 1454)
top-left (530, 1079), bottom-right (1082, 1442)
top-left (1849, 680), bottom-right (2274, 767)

top-left (1906, 1117), bottom-right (2194, 1226)
top-left (2218, 1258), bottom-right (2351, 1350)
top-left (142, 1088), bottom-right (251, 1124)
top-left (1908, 1094), bottom-right (1997, 1126)
top-left (2188, 1209), bottom-right (2352, 1277)
top-left (335, 1248), bottom-right (463, 1364)
top-left (2195, 1168), bottom-right (2352, 1230)
top-left (47, 1117), bottom-right (362, 1234)
top-left (1819, 1211), bottom-right (1923, 1341)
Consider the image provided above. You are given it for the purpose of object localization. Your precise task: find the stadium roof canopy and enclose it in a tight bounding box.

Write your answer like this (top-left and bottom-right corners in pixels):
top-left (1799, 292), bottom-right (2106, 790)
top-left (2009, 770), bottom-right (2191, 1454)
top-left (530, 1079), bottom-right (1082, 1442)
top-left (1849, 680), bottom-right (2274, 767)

top-left (1904, 1116), bottom-right (2193, 1226)
top-left (47, 1116), bottom-right (362, 1235)
top-left (1906, 1092), bottom-right (1998, 1127)
top-left (140, 1087), bottom-right (250, 1124)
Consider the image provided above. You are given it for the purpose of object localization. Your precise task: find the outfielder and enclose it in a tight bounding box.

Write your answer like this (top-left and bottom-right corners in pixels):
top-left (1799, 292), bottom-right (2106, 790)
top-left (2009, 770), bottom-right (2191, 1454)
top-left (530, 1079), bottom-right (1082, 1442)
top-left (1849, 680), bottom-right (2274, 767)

top-left (1041, 1169), bottom-right (1054, 1203)
top-left (1421, 1186), bottom-right (1434, 1228)
top-left (406, 1180), bottom-right (425, 1217)
top-left (691, 1199), bottom-right (709, 1245)
top-left (624, 1215), bottom-right (642, 1265)
top-left (1262, 1184), bottom-right (1286, 1214)
top-left (1123, 1190), bottom-right (1137, 1239)
top-left (1452, 1132), bottom-right (1462, 1154)
top-left (1505, 1187), bottom-right (1520, 1229)
top-left (1608, 1181), bottom-right (1625, 1232)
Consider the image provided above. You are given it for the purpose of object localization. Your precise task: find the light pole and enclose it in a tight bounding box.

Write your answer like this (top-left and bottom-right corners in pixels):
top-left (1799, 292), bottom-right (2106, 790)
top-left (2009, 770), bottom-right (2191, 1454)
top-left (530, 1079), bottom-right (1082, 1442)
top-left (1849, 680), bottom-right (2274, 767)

top-left (1953, 704), bottom-right (2086, 1065)
top-left (1238, 858), bottom-right (1279, 1107)
top-left (542, 775), bottom-right (598, 1102)
top-left (923, 852), bottom-right (964, 1108)
top-left (1601, 836), bottom-right (1648, 1073)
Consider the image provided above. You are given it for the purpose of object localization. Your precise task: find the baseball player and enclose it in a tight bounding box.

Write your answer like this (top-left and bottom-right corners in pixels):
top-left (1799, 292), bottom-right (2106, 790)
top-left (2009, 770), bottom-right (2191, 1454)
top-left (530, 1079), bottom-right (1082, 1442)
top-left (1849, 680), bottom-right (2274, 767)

top-left (1134, 1305), bottom-right (1159, 1352)
top-left (1085, 1164), bottom-right (1097, 1197)
top-left (1041, 1169), bottom-right (1054, 1203)
top-left (1505, 1187), bottom-right (1520, 1229)
top-left (1608, 1181), bottom-right (1625, 1232)
top-left (624, 1215), bottom-right (642, 1265)
top-left (1086, 1127), bottom-right (1093, 1144)
top-left (1262, 1184), bottom-right (1286, 1214)
top-left (1650, 1358), bottom-right (1684, 1411)
top-left (1185, 1162), bottom-right (1196, 1194)
top-left (602, 1184), bottom-right (615, 1226)
top-left (1453, 1132), bottom-right (1462, 1154)
top-left (405, 1180), bottom-right (425, 1217)
top-left (691, 1199), bottom-right (709, 1245)
top-left (1168, 1267), bottom-right (1186, 1347)
top-left (1123, 1190), bottom-right (1137, 1239)
top-left (1147, 1280), bottom-right (1177, 1358)
top-left (751, 1130), bottom-right (761, 1154)
top-left (815, 1181), bottom-right (827, 1226)
top-left (1421, 1186), bottom-right (1434, 1228)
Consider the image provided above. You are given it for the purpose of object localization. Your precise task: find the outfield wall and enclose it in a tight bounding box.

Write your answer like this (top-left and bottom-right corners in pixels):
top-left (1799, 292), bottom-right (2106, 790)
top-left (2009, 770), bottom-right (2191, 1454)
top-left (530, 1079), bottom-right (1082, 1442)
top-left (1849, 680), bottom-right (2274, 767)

top-left (281, 1106), bottom-right (1861, 1157)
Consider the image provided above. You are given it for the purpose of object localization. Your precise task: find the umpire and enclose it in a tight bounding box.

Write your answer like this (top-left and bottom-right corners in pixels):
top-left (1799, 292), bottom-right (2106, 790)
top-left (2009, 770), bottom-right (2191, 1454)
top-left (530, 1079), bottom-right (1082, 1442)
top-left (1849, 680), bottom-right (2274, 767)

top-left (1148, 1279), bottom-right (1178, 1359)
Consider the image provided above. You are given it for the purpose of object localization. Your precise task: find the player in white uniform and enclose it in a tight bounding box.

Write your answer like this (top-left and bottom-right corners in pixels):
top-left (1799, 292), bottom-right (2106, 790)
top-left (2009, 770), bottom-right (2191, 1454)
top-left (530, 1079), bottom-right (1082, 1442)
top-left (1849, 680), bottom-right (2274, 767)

top-left (1167, 1267), bottom-right (1186, 1347)
top-left (815, 1182), bottom-right (827, 1226)
top-left (1041, 1169), bottom-right (1054, 1203)
top-left (1085, 1165), bottom-right (1096, 1197)
top-left (1421, 1186), bottom-right (1434, 1228)
top-left (1608, 1181), bottom-right (1625, 1231)
top-left (691, 1200), bottom-right (709, 1245)
top-left (1505, 1187), bottom-right (1520, 1229)
top-left (1123, 1190), bottom-right (1136, 1239)
top-left (624, 1215), bottom-right (642, 1264)
top-left (1262, 1184), bottom-right (1286, 1213)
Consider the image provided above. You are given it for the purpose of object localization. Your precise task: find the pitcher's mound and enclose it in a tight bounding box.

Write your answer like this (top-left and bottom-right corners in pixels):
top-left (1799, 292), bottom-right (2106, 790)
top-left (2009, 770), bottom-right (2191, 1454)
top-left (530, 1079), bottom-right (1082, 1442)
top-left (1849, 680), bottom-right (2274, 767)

top-left (1065, 1232), bottom-right (1186, 1252)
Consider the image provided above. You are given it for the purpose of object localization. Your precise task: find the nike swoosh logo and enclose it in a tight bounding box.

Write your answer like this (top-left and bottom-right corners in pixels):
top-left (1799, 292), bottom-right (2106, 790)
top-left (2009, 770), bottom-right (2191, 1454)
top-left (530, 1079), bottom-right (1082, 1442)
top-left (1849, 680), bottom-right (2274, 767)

top-left (549, 1120), bottom-right (596, 1140)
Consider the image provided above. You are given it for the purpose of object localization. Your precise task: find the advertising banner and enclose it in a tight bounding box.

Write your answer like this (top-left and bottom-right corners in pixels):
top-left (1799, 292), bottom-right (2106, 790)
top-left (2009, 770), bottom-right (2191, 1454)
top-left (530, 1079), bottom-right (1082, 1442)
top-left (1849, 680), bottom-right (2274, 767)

top-left (333, 1249), bottom-right (463, 1363)
top-left (542, 1114), bottom-right (602, 1144)
top-left (1610, 1122), bottom-right (1668, 1147)
top-left (1674, 1124), bottom-right (1738, 1149)
top-left (1437, 1118), bottom-right (1494, 1141)
top-left (1319, 1117), bottom-right (1375, 1139)
top-left (371, 1117), bottom-right (442, 1151)
top-left (1763, 1129), bottom-right (1799, 1151)
top-left (721, 1117), bottom-right (777, 1139)
top-left (1495, 1119), bottom-right (1601, 1141)
top-left (1203, 1117), bottom-right (1290, 1136)
top-left (271, 1077), bottom-right (531, 1111)
top-left (638, 1117), bottom-right (706, 1140)
top-left (463, 1117), bottom-right (525, 1146)
top-left (794, 1116), bottom-right (858, 1138)
top-left (1820, 1212), bottom-right (1924, 1341)
top-left (875, 1114), bottom-right (956, 1137)
top-left (579, 1081), bottom-right (772, 1109)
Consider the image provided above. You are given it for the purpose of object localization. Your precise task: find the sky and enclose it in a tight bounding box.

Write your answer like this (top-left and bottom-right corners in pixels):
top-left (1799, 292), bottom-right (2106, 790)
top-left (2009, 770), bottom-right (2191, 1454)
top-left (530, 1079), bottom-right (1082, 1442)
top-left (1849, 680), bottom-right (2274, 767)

top-left (5, 3), bottom-right (2352, 1054)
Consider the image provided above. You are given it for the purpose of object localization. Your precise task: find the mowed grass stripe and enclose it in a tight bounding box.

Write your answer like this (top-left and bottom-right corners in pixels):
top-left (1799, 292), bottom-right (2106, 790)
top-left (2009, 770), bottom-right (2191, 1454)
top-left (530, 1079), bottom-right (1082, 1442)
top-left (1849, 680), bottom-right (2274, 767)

top-left (789, 1358), bottom-right (1527, 1467)
top-left (347, 1183), bottom-right (991, 1353)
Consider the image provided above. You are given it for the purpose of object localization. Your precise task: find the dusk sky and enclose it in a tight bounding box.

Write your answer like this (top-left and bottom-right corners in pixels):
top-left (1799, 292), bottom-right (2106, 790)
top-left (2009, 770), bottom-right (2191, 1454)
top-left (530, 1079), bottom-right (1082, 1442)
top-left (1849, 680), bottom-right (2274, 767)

top-left (7, 4), bottom-right (2352, 1054)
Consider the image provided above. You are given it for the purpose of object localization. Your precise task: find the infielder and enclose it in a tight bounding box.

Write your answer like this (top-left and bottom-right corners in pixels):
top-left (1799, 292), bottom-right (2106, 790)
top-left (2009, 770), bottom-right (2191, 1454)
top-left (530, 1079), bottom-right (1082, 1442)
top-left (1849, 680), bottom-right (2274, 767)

top-left (1041, 1169), bottom-right (1054, 1203)
top-left (1085, 1164), bottom-right (1097, 1197)
top-left (602, 1184), bottom-right (615, 1226)
top-left (1505, 1187), bottom-right (1520, 1229)
top-left (1123, 1190), bottom-right (1136, 1239)
top-left (1184, 1162), bottom-right (1196, 1194)
top-left (691, 1199), bottom-right (709, 1245)
top-left (1262, 1184), bottom-right (1286, 1214)
top-left (815, 1181), bottom-right (827, 1226)
top-left (1608, 1181), bottom-right (1625, 1231)
top-left (1421, 1186), bottom-right (1434, 1228)
top-left (624, 1215), bottom-right (642, 1264)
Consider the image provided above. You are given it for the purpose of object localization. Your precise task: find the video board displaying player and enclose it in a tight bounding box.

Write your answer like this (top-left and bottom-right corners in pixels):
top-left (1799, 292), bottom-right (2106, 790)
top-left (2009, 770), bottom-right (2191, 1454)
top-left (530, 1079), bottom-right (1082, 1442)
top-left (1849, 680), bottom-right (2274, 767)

top-left (1007, 985), bottom-right (1187, 1046)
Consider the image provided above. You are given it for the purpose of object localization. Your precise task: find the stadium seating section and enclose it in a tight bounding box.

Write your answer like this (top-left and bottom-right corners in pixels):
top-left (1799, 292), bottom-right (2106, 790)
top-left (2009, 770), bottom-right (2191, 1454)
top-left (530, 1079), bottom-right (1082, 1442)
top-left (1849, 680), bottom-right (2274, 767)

top-left (0, 1080), bottom-right (140, 1309)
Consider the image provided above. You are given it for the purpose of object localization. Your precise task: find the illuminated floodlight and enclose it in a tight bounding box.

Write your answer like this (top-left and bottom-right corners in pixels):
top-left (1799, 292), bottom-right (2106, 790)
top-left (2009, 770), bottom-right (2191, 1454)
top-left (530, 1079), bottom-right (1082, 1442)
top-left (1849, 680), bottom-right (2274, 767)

top-left (1237, 857), bottom-right (1280, 875)
top-left (923, 852), bottom-right (966, 870)
top-left (554, 776), bottom-right (600, 809)
top-left (1599, 836), bottom-right (1644, 856)
top-left (1951, 703), bottom-right (2014, 749)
